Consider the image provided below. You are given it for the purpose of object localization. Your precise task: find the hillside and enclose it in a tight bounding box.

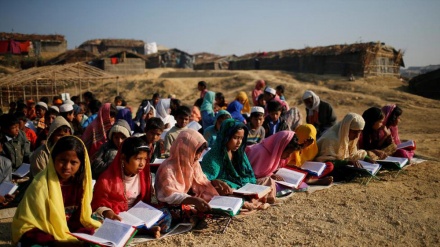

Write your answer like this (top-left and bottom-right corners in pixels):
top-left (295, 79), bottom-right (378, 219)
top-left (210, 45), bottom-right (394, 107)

top-left (1, 69), bottom-right (439, 246)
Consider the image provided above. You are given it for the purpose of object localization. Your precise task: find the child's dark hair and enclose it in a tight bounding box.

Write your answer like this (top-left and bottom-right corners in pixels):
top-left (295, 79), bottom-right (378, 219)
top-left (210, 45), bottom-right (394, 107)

top-left (257, 94), bottom-right (265, 102)
top-left (267, 100), bottom-right (282, 113)
top-left (250, 111), bottom-right (264, 119)
top-left (198, 81), bottom-right (207, 88)
top-left (362, 107), bottom-right (384, 148)
top-left (171, 98), bottom-right (181, 108)
top-left (175, 105), bottom-right (191, 117)
top-left (194, 98), bottom-right (203, 108)
top-left (16, 102), bottom-right (27, 113)
top-left (39, 97), bottom-right (49, 104)
top-left (386, 105), bottom-right (402, 126)
top-left (0, 114), bottom-right (19, 130)
top-left (13, 111), bottom-right (27, 122)
top-left (121, 137), bottom-right (149, 163)
top-left (284, 134), bottom-right (301, 151)
top-left (144, 117), bottom-right (165, 132)
top-left (275, 85), bottom-right (285, 94)
top-left (88, 99), bottom-right (102, 114)
top-left (45, 108), bottom-right (60, 120)
top-left (51, 136), bottom-right (86, 183)
top-left (152, 93), bottom-right (160, 99)
top-left (83, 91), bottom-right (95, 101)
top-left (114, 95), bottom-right (124, 102)
top-left (60, 110), bottom-right (74, 120)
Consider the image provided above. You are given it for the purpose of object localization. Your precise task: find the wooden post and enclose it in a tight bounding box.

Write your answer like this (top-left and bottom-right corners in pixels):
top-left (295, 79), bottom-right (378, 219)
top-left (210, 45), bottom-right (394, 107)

top-left (36, 79), bottom-right (39, 101)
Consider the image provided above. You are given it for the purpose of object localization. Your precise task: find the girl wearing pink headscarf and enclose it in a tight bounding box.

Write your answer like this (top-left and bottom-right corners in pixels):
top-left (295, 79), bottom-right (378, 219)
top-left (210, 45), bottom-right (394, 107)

top-left (252, 80), bottom-right (266, 106)
top-left (155, 129), bottom-right (219, 213)
top-left (379, 104), bottom-right (415, 159)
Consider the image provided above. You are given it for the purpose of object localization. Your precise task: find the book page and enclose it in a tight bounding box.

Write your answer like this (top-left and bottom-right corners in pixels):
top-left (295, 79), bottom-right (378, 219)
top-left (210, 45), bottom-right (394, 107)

top-left (380, 156), bottom-right (408, 168)
top-left (70, 232), bottom-right (113, 247)
top-left (151, 158), bottom-right (165, 165)
top-left (209, 196), bottom-right (243, 215)
top-left (301, 162), bottom-right (326, 175)
top-left (127, 201), bottom-right (163, 228)
top-left (397, 140), bottom-right (415, 149)
top-left (233, 183), bottom-right (270, 197)
top-left (275, 168), bottom-right (306, 188)
top-left (0, 181), bottom-right (18, 197)
top-left (94, 218), bottom-right (134, 247)
top-left (119, 212), bottom-right (144, 227)
top-left (12, 163), bottom-right (30, 177)
top-left (358, 161), bottom-right (380, 175)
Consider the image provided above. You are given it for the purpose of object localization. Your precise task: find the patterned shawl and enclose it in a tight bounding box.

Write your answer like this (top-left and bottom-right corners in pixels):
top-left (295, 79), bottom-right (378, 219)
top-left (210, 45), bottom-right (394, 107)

top-left (82, 103), bottom-right (113, 157)
top-left (155, 129), bottom-right (218, 204)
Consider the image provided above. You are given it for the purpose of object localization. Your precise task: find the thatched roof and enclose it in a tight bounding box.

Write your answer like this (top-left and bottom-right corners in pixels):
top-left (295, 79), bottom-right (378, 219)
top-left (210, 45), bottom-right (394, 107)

top-left (195, 54), bottom-right (237, 64)
top-left (0, 63), bottom-right (118, 87)
top-left (238, 42), bottom-right (401, 59)
top-left (0, 32), bottom-right (65, 41)
top-left (79, 39), bottom-right (144, 47)
top-left (46, 49), bottom-right (97, 65)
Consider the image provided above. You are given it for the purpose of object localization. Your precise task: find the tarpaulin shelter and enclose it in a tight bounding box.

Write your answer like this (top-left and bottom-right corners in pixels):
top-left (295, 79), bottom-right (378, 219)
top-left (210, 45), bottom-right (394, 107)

top-left (0, 63), bottom-right (118, 108)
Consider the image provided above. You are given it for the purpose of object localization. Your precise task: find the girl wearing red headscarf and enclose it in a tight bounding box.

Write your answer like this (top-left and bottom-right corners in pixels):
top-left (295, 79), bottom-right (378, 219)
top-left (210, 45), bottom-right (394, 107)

top-left (252, 80), bottom-right (266, 106)
top-left (92, 137), bottom-right (171, 238)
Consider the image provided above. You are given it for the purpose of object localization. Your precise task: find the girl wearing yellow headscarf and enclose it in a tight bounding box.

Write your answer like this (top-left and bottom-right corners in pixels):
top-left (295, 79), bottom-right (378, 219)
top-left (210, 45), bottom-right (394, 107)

top-left (236, 91), bottom-right (251, 115)
top-left (287, 124), bottom-right (334, 185)
top-left (12, 135), bottom-right (100, 246)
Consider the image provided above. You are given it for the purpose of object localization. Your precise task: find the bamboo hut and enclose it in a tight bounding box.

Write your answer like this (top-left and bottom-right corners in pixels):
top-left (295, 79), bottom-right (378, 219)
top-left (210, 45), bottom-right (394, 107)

top-left (229, 41), bottom-right (404, 77)
top-left (0, 63), bottom-right (118, 108)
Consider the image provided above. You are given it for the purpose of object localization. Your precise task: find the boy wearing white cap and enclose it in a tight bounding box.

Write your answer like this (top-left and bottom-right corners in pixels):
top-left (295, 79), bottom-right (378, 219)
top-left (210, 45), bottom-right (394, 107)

top-left (246, 106), bottom-right (266, 145)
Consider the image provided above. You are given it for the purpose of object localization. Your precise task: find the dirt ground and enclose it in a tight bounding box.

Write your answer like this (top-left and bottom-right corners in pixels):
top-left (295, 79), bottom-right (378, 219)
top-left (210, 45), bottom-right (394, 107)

top-left (1, 69), bottom-right (439, 246)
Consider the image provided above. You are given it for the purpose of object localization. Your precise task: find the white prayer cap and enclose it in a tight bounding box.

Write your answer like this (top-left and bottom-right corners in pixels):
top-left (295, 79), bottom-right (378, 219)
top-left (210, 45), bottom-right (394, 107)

top-left (264, 87), bottom-right (276, 95)
top-left (50, 106), bottom-right (59, 112)
top-left (64, 99), bottom-right (75, 105)
top-left (59, 103), bottom-right (74, 113)
top-left (36, 102), bottom-right (48, 110)
top-left (250, 106), bottom-right (265, 114)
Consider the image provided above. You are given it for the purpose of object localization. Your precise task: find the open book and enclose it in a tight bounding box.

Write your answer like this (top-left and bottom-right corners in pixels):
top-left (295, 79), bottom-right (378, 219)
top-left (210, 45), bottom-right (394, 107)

top-left (357, 160), bottom-right (381, 175)
top-left (301, 162), bottom-right (327, 176)
top-left (377, 156), bottom-right (409, 169)
top-left (151, 158), bottom-right (166, 166)
top-left (70, 218), bottom-right (136, 247)
top-left (274, 168), bottom-right (307, 189)
top-left (209, 196), bottom-right (243, 217)
top-left (0, 181), bottom-right (18, 197)
top-left (233, 183), bottom-right (271, 199)
top-left (397, 140), bottom-right (416, 150)
top-left (12, 163), bottom-right (30, 177)
top-left (119, 201), bottom-right (164, 229)
top-left (187, 121), bottom-right (202, 131)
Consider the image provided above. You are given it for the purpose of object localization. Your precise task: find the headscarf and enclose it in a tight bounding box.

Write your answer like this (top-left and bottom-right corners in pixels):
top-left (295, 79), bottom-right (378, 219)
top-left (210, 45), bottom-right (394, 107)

top-left (12, 136), bottom-right (100, 243)
top-left (200, 91), bottom-right (215, 114)
top-left (203, 110), bottom-right (231, 147)
top-left (303, 90), bottom-right (321, 116)
top-left (91, 139), bottom-right (151, 214)
top-left (226, 100), bottom-right (245, 123)
top-left (155, 129), bottom-right (219, 204)
top-left (252, 80), bottom-right (266, 106)
top-left (116, 108), bottom-right (135, 131)
top-left (381, 104), bottom-right (400, 145)
top-left (156, 98), bottom-right (176, 129)
top-left (82, 103), bottom-right (113, 157)
top-left (287, 124), bottom-right (318, 167)
top-left (201, 119), bottom-right (256, 189)
top-left (246, 130), bottom-right (295, 178)
top-left (236, 91), bottom-right (251, 114)
top-left (144, 102), bottom-right (156, 118)
top-left (316, 113), bottom-right (367, 162)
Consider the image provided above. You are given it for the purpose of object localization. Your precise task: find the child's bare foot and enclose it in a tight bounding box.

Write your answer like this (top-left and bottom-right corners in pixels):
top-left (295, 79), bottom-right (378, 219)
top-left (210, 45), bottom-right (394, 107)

top-left (307, 176), bottom-right (333, 186)
top-left (148, 226), bottom-right (161, 239)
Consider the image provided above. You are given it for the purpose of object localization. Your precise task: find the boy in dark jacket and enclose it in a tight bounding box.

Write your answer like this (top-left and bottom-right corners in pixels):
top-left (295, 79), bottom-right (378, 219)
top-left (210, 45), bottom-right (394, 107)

top-left (263, 101), bottom-right (289, 138)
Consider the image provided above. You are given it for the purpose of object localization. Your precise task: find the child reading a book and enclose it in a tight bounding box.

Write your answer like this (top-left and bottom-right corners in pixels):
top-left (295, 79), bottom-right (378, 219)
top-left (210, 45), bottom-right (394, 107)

top-left (359, 107), bottom-right (396, 160)
top-left (155, 129), bottom-right (219, 214)
top-left (380, 104), bottom-right (415, 159)
top-left (140, 117), bottom-right (165, 165)
top-left (200, 91), bottom-right (216, 129)
top-left (315, 113), bottom-right (376, 181)
top-left (0, 114), bottom-right (31, 171)
top-left (203, 110), bottom-right (231, 147)
top-left (246, 106), bottom-right (265, 145)
top-left (201, 119), bottom-right (275, 209)
top-left (12, 136), bottom-right (100, 246)
top-left (30, 116), bottom-right (73, 177)
top-left (164, 106), bottom-right (191, 154)
top-left (286, 124), bottom-right (334, 185)
top-left (92, 137), bottom-right (171, 238)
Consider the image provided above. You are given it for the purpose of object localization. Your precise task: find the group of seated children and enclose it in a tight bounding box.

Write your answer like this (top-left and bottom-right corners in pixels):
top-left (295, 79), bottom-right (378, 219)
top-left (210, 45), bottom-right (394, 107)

top-left (4, 81), bottom-right (416, 246)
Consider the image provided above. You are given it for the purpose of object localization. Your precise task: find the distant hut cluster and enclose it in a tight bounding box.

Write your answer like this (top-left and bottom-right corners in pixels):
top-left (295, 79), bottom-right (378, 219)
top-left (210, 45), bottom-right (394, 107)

top-left (229, 42), bottom-right (404, 77)
top-left (146, 48), bottom-right (194, 69)
top-left (193, 52), bottom-right (237, 70)
top-left (0, 32), bottom-right (67, 58)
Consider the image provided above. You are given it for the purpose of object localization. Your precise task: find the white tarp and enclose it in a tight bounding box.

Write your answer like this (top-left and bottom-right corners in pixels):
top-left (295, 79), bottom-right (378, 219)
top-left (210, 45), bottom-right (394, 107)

top-left (145, 42), bottom-right (158, 55)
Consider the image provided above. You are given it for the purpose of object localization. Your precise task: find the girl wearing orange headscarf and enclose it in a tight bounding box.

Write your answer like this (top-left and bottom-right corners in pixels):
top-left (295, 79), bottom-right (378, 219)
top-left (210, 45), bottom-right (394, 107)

top-left (287, 124), bottom-right (334, 185)
top-left (252, 80), bottom-right (266, 106)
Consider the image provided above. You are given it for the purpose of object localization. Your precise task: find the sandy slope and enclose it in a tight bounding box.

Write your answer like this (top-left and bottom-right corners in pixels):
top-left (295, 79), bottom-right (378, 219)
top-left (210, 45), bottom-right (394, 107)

top-left (1, 69), bottom-right (439, 246)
